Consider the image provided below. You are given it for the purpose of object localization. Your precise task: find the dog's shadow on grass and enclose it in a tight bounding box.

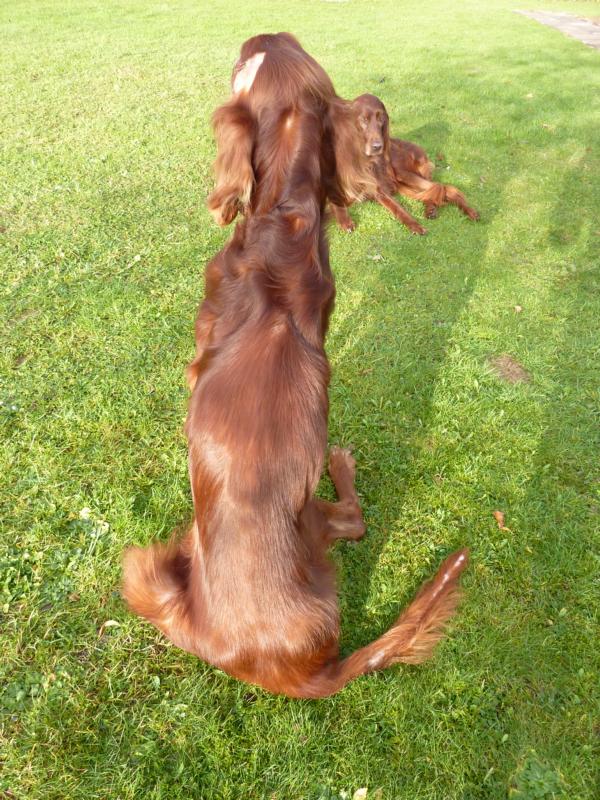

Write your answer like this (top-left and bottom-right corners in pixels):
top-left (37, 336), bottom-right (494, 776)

top-left (326, 146), bottom-right (497, 650)
top-left (330, 92), bottom-right (598, 659)
top-left (403, 120), bottom-right (451, 155)
top-left (324, 117), bottom-right (535, 651)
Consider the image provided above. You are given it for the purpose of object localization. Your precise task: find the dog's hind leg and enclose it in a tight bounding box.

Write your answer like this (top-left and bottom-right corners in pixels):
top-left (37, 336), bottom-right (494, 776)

top-left (310, 447), bottom-right (366, 542)
top-left (394, 169), bottom-right (479, 221)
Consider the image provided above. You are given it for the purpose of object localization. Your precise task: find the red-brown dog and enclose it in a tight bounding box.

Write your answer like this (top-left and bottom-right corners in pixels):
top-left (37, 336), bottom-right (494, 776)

top-left (122, 35), bottom-right (468, 698)
top-left (330, 93), bottom-right (479, 234)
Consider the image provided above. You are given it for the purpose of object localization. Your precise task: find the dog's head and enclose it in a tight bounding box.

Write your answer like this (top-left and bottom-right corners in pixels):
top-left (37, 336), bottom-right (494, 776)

top-left (208, 33), bottom-right (336, 226)
top-left (351, 93), bottom-right (390, 158)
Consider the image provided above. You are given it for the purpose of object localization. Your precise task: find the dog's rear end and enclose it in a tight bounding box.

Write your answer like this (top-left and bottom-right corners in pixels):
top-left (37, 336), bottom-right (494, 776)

top-left (390, 138), bottom-right (479, 221)
top-left (391, 138), bottom-right (434, 179)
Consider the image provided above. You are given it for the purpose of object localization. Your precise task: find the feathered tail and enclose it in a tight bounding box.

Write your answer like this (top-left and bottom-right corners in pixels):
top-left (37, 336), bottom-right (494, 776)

top-left (123, 538), bottom-right (468, 699)
top-left (122, 531), bottom-right (200, 655)
top-left (294, 548), bottom-right (469, 698)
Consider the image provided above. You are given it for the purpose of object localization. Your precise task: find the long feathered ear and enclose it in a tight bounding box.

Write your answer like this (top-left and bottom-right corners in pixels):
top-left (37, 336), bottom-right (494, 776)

top-left (326, 99), bottom-right (378, 205)
top-left (382, 109), bottom-right (391, 159)
top-left (207, 100), bottom-right (256, 226)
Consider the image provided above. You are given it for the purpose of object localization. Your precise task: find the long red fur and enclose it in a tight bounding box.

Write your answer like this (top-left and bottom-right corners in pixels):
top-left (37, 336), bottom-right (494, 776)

top-left (329, 93), bottom-right (479, 234)
top-left (122, 34), bottom-right (469, 698)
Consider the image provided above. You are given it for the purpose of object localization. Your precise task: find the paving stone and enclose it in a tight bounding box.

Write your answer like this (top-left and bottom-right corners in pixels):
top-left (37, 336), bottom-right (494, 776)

top-left (515, 10), bottom-right (600, 50)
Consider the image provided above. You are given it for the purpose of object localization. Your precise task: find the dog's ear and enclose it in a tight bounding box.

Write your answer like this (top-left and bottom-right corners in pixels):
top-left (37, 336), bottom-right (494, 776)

top-left (349, 97), bottom-right (364, 131)
top-left (207, 100), bottom-right (256, 226)
top-left (382, 109), bottom-right (391, 157)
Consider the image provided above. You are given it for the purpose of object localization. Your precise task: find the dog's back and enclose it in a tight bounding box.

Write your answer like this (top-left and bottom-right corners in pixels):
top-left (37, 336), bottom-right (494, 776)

top-left (123, 32), bottom-right (341, 695)
top-left (390, 138), bottom-right (434, 180)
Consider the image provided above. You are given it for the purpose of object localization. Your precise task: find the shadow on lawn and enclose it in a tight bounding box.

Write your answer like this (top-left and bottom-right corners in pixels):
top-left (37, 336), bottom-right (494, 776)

top-left (484, 140), bottom-right (599, 797)
top-left (330, 94), bottom-right (599, 656)
top-left (516, 140), bottom-right (599, 597)
top-left (326, 147), bottom-right (497, 649)
top-left (404, 120), bottom-right (451, 155)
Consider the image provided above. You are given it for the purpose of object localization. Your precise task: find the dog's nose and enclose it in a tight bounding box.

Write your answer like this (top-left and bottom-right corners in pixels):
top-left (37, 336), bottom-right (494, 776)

top-left (371, 141), bottom-right (383, 152)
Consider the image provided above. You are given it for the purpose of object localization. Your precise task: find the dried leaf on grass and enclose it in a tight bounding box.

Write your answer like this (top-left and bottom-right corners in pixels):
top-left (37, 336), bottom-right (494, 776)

top-left (352, 790), bottom-right (381, 800)
top-left (493, 510), bottom-right (511, 532)
top-left (98, 620), bottom-right (121, 638)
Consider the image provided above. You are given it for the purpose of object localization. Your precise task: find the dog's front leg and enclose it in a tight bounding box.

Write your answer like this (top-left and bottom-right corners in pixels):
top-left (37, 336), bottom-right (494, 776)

top-left (330, 203), bottom-right (356, 232)
top-left (375, 192), bottom-right (427, 235)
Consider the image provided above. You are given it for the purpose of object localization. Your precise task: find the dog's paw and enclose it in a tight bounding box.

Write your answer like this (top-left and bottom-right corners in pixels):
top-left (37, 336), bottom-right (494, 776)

top-left (328, 446), bottom-right (356, 483)
top-left (209, 200), bottom-right (239, 227)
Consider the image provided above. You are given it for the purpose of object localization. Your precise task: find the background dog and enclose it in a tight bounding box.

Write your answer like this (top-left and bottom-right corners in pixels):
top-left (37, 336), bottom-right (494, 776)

top-left (330, 93), bottom-right (479, 234)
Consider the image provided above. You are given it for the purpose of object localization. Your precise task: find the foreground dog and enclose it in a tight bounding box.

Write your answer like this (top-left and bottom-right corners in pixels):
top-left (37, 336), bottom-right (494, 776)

top-left (330, 93), bottom-right (479, 234)
top-left (122, 34), bottom-right (468, 698)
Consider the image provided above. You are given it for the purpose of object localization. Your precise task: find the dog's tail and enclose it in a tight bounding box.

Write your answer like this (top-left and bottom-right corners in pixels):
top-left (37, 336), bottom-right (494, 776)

top-left (122, 530), bottom-right (200, 655)
top-left (123, 539), bottom-right (468, 699)
top-left (295, 548), bottom-right (469, 698)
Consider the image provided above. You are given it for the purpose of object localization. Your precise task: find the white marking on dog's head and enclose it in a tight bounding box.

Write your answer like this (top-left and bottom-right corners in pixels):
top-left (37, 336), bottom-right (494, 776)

top-left (233, 51), bottom-right (265, 94)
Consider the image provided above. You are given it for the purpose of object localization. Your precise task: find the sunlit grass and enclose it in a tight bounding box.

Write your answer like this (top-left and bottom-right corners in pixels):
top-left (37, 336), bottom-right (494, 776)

top-left (1, 1), bottom-right (599, 798)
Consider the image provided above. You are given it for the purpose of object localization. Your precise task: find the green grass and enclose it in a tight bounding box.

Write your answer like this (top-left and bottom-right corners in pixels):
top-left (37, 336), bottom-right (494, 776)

top-left (1, 0), bottom-right (599, 797)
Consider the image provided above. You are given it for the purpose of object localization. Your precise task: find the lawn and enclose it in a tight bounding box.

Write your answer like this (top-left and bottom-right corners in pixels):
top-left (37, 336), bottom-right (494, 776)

top-left (1, 0), bottom-right (599, 797)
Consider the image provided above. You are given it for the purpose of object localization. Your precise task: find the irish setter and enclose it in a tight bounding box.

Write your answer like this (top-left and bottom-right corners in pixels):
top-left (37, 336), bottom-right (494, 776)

top-left (330, 93), bottom-right (479, 235)
top-left (122, 34), bottom-right (468, 698)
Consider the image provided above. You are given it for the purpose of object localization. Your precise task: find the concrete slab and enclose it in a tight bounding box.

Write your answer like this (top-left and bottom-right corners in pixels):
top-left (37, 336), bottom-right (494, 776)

top-left (515, 10), bottom-right (600, 50)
